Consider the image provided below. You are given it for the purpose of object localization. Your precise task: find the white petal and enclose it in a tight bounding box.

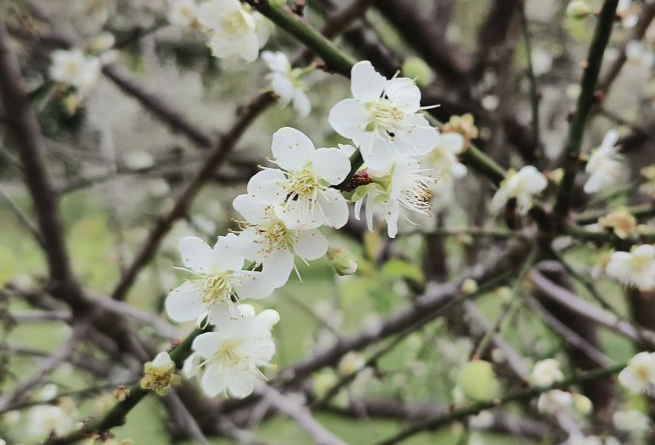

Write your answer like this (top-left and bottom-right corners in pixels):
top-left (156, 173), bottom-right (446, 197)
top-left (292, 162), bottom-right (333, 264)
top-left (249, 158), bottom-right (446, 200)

top-left (236, 271), bottom-right (276, 299)
top-left (207, 36), bottom-right (238, 59)
top-left (262, 249), bottom-right (294, 288)
top-left (271, 127), bottom-right (315, 170)
top-left (292, 89), bottom-right (311, 118)
top-left (165, 281), bottom-right (205, 322)
top-left (225, 373), bottom-right (257, 398)
top-left (238, 31), bottom-right (260, 62)
top-left (328, 99), bottom-right (370, 141)
top-left (317, 189), bottom-right (349, 228)
top-left (233, 194), bottom-right (268, 222)
top-left (212, 235), bottom-right (245, 271)
top-left (384, 77), bottom-right (421, 113)
top-left (270, 74), bottom-right (295, 104)
top-left (384, 201), bottom-right (401, 238)
top-left (312, 148), bottom-right (351, 184)
top-left (178, 236), bottom-right (215, 272)
top-left (262, 51), bottom-right (289, 73)
top-left (201, 363), bottom-right (228, 397)
top-left (294, 229), bottom-right (328, 260)
top-left (247, 169), bottom-right (287, 204)
top-left (192, 332), bottom-right (223, 357)
top-left (439, 132), bottom-right (465, 155)
top-left (395, 114), bottom-right (440, 157)
top-left (351, 60), bottom-right (386, 102)
top-left (254, 13), bottom-right (271, 48)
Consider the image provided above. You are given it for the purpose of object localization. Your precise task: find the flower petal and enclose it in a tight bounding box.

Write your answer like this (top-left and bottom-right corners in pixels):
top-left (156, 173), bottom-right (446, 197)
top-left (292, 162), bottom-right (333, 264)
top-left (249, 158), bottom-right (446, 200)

top-left (312, 148), bottom-right (351, 184)
top-left (351, 60), bottom-right (386, 102)
top-left (294, 229), bottom-right (328, 261)
top-left (261, 249), bottom-right (294, 288)
top-left (384, 77), bottom-right (421, 113)
top-left (293, 89), bottom-right (311, 118)
top-left (247, 169), bottom-right (287, 204)
top-left (271, 127), bottom-right (315, 170)
top-left (317, 189), bottom-right (349, 229)
top-left (201, 363), bottom-right (228, 397)
top-left (178, 236), bottom-right (215, 272)
top-left (165, 280), bottom-right (205, 322)
top-left (328, 99), bottom-right (369, 142)
top-left (233, 194), bottom-right (267, 222)
top-left (236, 271), bottom-right (276, 299)
top-left (212, 234), bottom-right (245, 271)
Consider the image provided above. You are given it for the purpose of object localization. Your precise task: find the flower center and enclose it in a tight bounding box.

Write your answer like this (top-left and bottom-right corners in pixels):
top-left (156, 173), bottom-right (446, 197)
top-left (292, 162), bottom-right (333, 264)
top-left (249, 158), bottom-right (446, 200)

top-left (366, 98), bottom-right (404, 136)
top-left (635, 364), bottom-right (652, 383)
top-left (202, 273), bottom-right (236, 305)
top-left (216, 340), bottom-right (243, 365)
top-left (221, 10), bottom-right (248, 36)
top-left (285, 165), bottom-right (319, 200)
top-left (63, 61), bottom-right (82, 78)
top-left (259, 218), bottom-right (292, 252)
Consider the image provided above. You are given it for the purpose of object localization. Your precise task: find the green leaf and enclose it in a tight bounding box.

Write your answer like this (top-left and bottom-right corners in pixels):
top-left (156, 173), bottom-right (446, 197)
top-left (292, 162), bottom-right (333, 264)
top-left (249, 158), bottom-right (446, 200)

top-left (382, 259), bottom-right (424, 283)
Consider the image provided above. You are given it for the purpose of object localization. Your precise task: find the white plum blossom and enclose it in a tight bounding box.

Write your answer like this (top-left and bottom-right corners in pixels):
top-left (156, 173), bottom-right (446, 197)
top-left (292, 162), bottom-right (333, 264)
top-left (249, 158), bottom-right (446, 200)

top-left (168, 0), bottom-right (199, 28)
top-left (262, 51), bottom-right (311, 117)
top-left (141, 351), bottom-right (179, 395)
top-left (247, 127), bottom-right (351, 230)
top-left (618, 351), bottom-right (655, 394)
top-left (530, 358), bottom-right (564, 387)
top-left (626, 40), bottom-right (655, 69)
top-left (584, 130), bottom-right (624, 194)
top-left (606, 244), bottom-right (655, 291)
top-left (188, 304), bottom-right (279, 398)
top-left (197, 0), bottom-right (269, 62)
top-left (49, 49), bottom-right (100, 95)
top-left (233, 192), bottom-right (329, 288)
top-left (423, 132), bottom-right (467, 178)
top-left (613, 409), bottom-right (651, 434)
top-left (165, 235), bottom-right (275, 324)
top-left (353, 156), bottom-right (437, 238)
top-left (490, 166), bottom-right (547, 215)
top-left (27, 405), bottom-right (75, 438)
top-left (329, 60), bottom-right (440, 170)
top-left (537, 389), bottom-right (573, 415)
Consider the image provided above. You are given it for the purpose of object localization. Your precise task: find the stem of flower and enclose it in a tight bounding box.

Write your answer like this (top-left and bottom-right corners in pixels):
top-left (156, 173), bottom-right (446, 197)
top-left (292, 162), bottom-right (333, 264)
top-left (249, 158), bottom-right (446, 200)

top-left (45, 324), bottom-right (211, 445)
top-left (553, 0), bottom-right (619, 221)
top-left (374, 362), bottom-right (626, 445)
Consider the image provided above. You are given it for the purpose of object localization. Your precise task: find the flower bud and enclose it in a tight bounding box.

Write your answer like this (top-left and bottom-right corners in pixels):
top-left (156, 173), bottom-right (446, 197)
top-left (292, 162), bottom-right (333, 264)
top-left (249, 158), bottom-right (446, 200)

top-left (338, 351), bottom-right (366, 376)
top-left (456, 360), bottom-right (501, 402)
top-left (460, 278), bottom-right (478, 294)
top-left (401, 57), bottom-right (434, 87)
top-left (572, 393), bottom-right (593, 415)
top-left (140, 351), bottom-right (179, 395)
top-left (566, 1), bottom-right (592, 19)
top-left (88, 32), bottom-right (115, 53)
top-left (327, 246), bottom-right (358, 276)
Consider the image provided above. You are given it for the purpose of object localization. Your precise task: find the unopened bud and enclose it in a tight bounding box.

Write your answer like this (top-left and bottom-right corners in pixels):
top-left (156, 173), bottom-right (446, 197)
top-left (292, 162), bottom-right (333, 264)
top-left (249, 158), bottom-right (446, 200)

top-left (567, 1), bottom-right (593, 19)
top-left (460, 278), bottom-right (478, 295)
top-left (401, 57), bottom-right (434, 87)
top-left (88, 32), bottom-right (115, 53)
top-left (572, 393), bottom-right (593, 415)
top-left (457, 360), bottom-right (501, 402)
top-left (327, 246), bottom-right (358, 276)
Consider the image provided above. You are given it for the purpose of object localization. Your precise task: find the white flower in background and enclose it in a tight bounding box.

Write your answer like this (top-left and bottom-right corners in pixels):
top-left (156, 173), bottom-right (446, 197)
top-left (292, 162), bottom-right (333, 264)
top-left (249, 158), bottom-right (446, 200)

top-left (618, 0), bottom-right (639, 28)
top-left (353, 156), bottom-right (437, 238)
top-left (168, 0), bottom-right (199, 28)
top-left (27, 405), bottom-right (75, 438)
top-left (188, 304), bottom-right (279, 398)
top-left (618, 351), bottom-right (655, 394)
top-left (606, 244), bottom-right (655, 291)
top-left (563, 435), bottom-right (602, 445)
top-left (165, 235), bottom-right (275, 323)
top-left (489, 166), bottom-right (547, 215)
top-left (329, 60), bottom-right (440, 170)
top-left (246, 127), bottom-right (350, 230)
top-left (423, 132), bottom-right (467, 178)
top-left (530, 358), bottom-right (564, 387)
top-left (233, 192), bottom-right (329, 288)
top-left (338, 351), bottom-right (366, 376)
top-left (613, 409), bottom-right (650, 434)
top-left (197, 0), bottom-right (269, 62)
top-left (537, 389), bottom-right (573, 415)
top-left (626, 40), bottom-right (655, 69)
top-left (262, 51), bottom-right (311, 117)
top-left (469, 410), bottom-right (494, 430)
top-left (584, 130), bottom-right (624, 194)
top-left (49, 49), bottom-right (101, 94)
